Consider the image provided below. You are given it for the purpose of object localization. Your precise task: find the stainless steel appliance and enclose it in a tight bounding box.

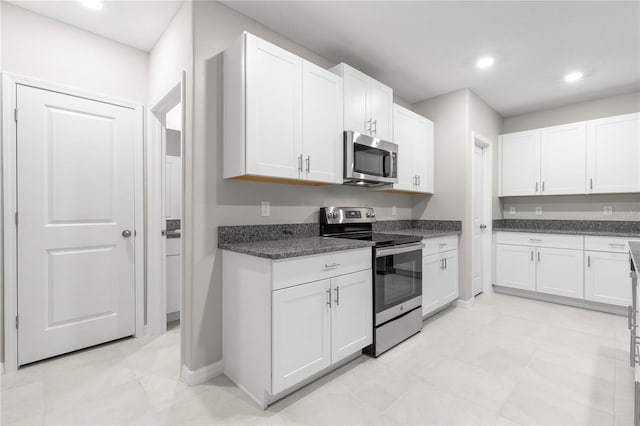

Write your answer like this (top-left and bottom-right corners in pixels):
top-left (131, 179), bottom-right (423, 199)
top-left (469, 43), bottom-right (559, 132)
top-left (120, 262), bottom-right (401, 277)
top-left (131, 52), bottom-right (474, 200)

top-left (343, 131), bottom-right (398, 187)
top-left (320, 207), bottom-right (423, 357)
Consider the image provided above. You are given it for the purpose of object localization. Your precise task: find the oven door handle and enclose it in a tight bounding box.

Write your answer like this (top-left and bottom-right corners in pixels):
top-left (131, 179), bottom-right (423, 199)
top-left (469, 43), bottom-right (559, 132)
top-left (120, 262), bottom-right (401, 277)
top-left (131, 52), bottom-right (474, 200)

top-left (376, 242), bottom-right (425, 258)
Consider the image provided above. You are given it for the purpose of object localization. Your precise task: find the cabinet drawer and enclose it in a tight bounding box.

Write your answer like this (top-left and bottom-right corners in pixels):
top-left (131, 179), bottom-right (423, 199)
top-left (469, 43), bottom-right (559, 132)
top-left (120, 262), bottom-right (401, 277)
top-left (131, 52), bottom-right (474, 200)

top-left (495, 232), bottom-right (583, 250)
top-left (585, 236), bottom-right (640, 253)
top-left (422, 235), bottom-right (458, 256)
top-left (272, 248), bottom-right (371, 290)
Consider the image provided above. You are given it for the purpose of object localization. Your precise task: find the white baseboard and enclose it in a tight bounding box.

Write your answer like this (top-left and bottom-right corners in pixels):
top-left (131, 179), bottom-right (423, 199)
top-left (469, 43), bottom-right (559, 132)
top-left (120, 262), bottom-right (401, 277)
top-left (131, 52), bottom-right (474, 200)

top-left (454, 297), bottom-right (475, 309)
top-left (181, 359), bottom-right (224, 385)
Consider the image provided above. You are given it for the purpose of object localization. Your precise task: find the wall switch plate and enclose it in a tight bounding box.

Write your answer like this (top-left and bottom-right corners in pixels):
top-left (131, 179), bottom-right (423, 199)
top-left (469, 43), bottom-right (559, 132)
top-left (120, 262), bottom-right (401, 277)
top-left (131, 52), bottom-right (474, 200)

top-left (509, 207), bottom-right (516, 215)
top-left (261, 201), bottom-right (270, 217)
top-left (603, 206), bottom-right (613, 216)
top-left (391, 206), bottom-right (397, 216)
top-left (535, 207), bottom-right (543, 216)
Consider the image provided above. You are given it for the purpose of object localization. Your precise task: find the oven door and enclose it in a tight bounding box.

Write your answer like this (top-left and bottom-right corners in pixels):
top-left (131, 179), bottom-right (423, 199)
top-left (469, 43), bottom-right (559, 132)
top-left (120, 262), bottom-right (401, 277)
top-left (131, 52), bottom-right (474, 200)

top-left (374, 242), bottom-right (424, 325)
top-left (344, 131), bottom-right (398, 184)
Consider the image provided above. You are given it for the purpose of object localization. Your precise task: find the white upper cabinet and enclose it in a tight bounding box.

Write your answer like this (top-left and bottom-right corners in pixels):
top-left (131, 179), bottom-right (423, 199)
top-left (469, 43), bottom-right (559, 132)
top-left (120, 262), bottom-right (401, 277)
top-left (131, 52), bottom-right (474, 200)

top-left (245, 34), bottom-right (302, 180)
top-left (224, 32), bottom-right (343, 184)
top-left (385, 104), bottom-right (434, 194)
top-left (500, 130), bottom-right (540, 196)
top-left (500, 112), bottom-right (639, 196)
top-left (331, 63), bottom-right (393, 141)
top-left (587, 113), bottom-right (640, 194)
top-left (539, 122), bottom-right (586, 195)
top-left (302, 60), bottom-right (344, 184)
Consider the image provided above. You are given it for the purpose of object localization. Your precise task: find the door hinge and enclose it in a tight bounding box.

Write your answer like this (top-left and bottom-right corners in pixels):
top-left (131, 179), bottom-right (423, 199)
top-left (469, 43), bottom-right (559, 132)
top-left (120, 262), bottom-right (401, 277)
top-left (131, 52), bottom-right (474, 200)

top-left (15, 315), bottom-right (19, 329)
top-left (14, 108), bottom-right (18, 122)
top-left (15, 212), bottom-right (19, 226)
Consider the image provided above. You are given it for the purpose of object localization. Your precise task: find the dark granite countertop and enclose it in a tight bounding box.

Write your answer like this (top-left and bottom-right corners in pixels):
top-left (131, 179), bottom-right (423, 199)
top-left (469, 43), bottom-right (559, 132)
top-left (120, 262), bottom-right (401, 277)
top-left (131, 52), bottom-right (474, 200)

top-left (494, 219), bottom-right (640, 238)
top-left (631, 242), bottom-right (640, 271)
top-left (219, 237), bottom-right (374, 260)
top-left (383, 229), bottom-right (461, 239)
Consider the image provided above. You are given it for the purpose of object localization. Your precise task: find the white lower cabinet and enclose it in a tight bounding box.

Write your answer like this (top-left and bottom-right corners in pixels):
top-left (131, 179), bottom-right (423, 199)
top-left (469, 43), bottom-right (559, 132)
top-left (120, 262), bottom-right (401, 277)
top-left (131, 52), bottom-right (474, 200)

top-left (495, 232), bottom-right (637, 309)
top-left (422, 236), bottom-right (459, 317)
top-left (535, 247), bottom-right (584, 298)
top-left (223, 248), bottom-right (372, 408)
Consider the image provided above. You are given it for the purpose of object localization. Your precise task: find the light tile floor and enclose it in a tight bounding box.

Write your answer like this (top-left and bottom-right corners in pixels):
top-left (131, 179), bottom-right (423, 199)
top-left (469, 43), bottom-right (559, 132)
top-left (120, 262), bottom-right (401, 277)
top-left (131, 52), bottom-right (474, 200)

top-left (1, 292), bottom-right (634, 425)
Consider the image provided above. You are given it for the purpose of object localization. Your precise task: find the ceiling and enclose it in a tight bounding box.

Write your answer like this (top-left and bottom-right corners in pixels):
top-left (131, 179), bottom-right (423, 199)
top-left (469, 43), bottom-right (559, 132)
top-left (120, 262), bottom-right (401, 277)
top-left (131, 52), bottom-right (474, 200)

top-left (222, 1), bottom-right (640, 117)
top-left (6, 0), bottom-right (183, 52)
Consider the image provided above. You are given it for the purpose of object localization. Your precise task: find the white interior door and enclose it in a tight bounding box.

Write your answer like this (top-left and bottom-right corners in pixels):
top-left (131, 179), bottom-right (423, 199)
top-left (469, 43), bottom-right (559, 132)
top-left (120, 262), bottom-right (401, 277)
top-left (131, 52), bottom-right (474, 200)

top-left (17, 84), bottom-right (136, 366)
top-left (472, 144), bottom-right (485, 296)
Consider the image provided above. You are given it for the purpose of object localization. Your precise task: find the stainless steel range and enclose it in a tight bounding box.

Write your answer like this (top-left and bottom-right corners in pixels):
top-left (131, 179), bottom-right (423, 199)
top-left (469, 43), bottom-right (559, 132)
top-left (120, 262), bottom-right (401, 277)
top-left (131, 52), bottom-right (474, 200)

top-left (320, 207), bottom-right (424, 357)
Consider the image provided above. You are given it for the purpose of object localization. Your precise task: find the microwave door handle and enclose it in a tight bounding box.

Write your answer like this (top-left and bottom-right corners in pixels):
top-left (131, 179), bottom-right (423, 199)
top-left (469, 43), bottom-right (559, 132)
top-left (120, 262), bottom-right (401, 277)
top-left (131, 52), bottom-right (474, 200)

top-left (389, 153), bottom-right (395, 179)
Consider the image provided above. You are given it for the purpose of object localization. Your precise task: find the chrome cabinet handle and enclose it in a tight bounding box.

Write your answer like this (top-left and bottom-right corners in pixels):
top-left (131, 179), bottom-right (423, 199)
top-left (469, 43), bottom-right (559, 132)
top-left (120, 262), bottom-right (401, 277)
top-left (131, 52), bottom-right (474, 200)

top-left (535, 182), bottom-right (539, 192)
top-left (298, 154), bottom-right (303, 172)
top-left (537, 251), bottom-right (541, 262)
top-left (609, 243), bottom-right (626, 248)
top-left (334, 286), bottom-right (340, 306)
top-left (542, 181), bottom-right (545, 192)
top-left (440, 259), bottom-right (445, 270)
top-left (590, 178), bottom-right (593, 190)
top-left (324, 262), bottom-right (340, 269)
top-left (366, 119), bottom-right (372, 135)
top-left (372, 119), bottom-right (377, 136)
top-left (417, 175), bottom-right (421, 186)
top-left (480, 224), bottom-right (487, 230)
top-left (530, 250), bottom-right (534, 261)
top-left (587, 255), bottom-right (591, 267)
top-left (326, 289), bottom-right (332, 308)
top-left (122, 230), bottom-right (132, 238)
top-left (529, 238), bottom-right (542, 243)
top-left (306, 156), bottom-right (310, 173)
top-left (444, 258), bottom-right (447, 270)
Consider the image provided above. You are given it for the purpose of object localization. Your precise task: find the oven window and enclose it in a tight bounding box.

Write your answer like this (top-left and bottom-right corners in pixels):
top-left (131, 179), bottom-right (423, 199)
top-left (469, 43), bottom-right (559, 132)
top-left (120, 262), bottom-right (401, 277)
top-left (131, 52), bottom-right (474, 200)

top-left (375, 250), bottom-right (422, 314)
top-left (354, 144), bottom-right (394, 178)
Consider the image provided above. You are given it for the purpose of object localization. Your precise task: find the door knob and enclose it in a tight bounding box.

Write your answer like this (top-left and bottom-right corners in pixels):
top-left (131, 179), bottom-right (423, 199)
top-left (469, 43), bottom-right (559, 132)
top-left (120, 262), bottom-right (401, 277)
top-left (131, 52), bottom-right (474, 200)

top-left (122, 230), bottom-right (132, 238)
top-left (480, 224), bottom-right (487, 230)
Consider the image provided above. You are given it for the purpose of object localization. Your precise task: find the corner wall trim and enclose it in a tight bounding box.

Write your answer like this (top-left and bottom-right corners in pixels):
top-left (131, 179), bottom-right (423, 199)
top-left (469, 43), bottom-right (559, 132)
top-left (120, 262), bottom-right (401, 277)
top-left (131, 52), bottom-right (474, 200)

top-left (181, 360), bottom-right (224, 385)
top-left (0, 363), bottom-right (4, 375)
top-left (454, 297), bottom-right (475, 309)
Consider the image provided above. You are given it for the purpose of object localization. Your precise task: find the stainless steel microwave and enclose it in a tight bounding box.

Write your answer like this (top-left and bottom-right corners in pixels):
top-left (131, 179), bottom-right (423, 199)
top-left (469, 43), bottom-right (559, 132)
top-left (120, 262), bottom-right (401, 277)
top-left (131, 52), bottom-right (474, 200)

top-left (343, 131), bottom-right (398, 187)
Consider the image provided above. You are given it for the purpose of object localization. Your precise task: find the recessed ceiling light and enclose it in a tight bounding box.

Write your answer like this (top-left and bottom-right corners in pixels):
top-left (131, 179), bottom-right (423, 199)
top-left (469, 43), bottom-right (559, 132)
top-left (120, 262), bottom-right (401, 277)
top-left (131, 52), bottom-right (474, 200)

top-left (476, 56), bottom-right (495, 69)
top-left (564, 71), bottom-right (583, 83)
top-left (78, 0), bottom-right (103, 10)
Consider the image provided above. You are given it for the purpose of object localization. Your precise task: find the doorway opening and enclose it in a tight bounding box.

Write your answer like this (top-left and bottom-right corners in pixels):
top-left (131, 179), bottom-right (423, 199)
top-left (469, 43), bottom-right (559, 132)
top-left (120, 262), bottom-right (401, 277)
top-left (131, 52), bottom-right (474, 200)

top-left (471, 133), bottom-right (493, 297)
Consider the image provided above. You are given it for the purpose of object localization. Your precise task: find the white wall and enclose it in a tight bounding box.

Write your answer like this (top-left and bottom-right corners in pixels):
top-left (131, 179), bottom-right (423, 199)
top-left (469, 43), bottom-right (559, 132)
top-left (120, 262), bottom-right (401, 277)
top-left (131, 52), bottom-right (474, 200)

top-left (187, 0), bottom-right (418, 370)
top-left (1, 2), bottom-right (149, 104)
top-left (501, 90), bottom-right (640, 221)
top-left (0, 1), bottom-right (150, 364)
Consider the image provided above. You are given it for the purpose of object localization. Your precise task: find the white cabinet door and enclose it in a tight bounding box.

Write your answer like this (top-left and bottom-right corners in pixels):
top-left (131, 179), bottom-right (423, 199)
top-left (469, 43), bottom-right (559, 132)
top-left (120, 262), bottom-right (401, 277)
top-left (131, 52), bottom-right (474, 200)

top-left (331, 270), bottom-right (373, 364)
top-left (392, 104), bottom-right (416, 191)
top-left (441, 251), bottom-right (459, 304)
top-left (414, 116), bottom-right (434, 194)
top-left (540, 122), bottom-right (586, 195)
top-left (587, 113), bottom-right (640, 194)
top-left (422, 253), bottom-right (442, 316)
top-left (536, 247), bottom-right (584, 298)
top-left (272, 279), bottom-right (331, 394)
top-left (245, 35), bottom-right (302, 179)
top-left (342, 65), bottom-right (369, 135)
top-left (302, 60), bottom-right (343, 184)
top-left (585, 251), bottom-right (632, 306)
top-left (496, 244), bottom-right (536, 291)
top-left (369, 80), bottom-right (393, 141)
top-left (501, 130), bottom-right (540, 196)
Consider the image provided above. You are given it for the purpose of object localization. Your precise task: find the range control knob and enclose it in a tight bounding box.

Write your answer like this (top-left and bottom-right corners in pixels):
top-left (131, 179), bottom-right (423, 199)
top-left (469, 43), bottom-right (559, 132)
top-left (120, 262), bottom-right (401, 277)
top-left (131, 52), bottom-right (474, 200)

top-left (366, 212), bottom-right (372, 218)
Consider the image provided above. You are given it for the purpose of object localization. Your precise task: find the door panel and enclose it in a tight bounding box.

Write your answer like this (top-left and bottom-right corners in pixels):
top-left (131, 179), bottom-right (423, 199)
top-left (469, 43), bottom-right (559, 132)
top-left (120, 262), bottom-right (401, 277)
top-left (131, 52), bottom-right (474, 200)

top-left (331, 270), bottom-right (372, 363)
top-left (414, 116), bottom-right (433, 193)
top-left (540, 122), bottom-right (587, 194)
top-left (441, 252), bottom-right (459, 303)
top-left (246, 35), bottom-right (302, 178)
top-left (342, 66), bottom-right (369, 135)
top-left (587, 113), bottom-right (640, 193)
top-left (392, 105), bottom-right (415, 191)
top-left (369, 80), bottom-right (393, 141)
top-left (584, 251), bottom-right (632, 306)
top-left (422, 253), bottom-right (442, 316)
top-left (302, 60), bottom-right (343, 183)
top-left (17, 84), bottom-right (136, 365)
top-left (472, 145), bottom-right (484, 296)
top-left (536, 247), bottom-right (584, 298)
top-left (496, 244), bottom-right (536, 291)
top-left (272, 279), bottom-right (331, 394)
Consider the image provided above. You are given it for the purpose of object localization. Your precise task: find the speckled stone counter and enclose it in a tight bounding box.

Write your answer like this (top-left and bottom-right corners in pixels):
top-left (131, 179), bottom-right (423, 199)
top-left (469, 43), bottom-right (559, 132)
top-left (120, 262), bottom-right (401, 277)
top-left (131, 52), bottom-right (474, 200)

top-left (494, 219), bottom-right (640, 238)
top-left (219, 237), bottom-right (374, 260)
top-left (383, 229), bottom-right (460, 239)
top-left (374, 219), bottom-right (461, 233)
top-left (631, 242), bottom-right (640, 271)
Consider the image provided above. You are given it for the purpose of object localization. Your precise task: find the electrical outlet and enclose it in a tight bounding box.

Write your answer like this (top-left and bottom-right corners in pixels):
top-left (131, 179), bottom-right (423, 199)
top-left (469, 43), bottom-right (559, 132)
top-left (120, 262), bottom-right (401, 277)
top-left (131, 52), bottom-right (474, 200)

top-left (261, 201), bottom-right (270, 217)
top-left (535, 207), bottom-right (543, 216)
top-left (509, 207), bottom-right (516, 215)
top-left (391, 206), bottom-right (397, 216)
top-left (603, 206), bottom-right (613, 216)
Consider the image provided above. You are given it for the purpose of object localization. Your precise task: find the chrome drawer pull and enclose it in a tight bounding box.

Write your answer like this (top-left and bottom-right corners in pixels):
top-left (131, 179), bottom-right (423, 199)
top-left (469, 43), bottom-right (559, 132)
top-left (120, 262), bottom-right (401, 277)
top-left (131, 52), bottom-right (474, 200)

top-left (324, 262), bottom-right (340, 269)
